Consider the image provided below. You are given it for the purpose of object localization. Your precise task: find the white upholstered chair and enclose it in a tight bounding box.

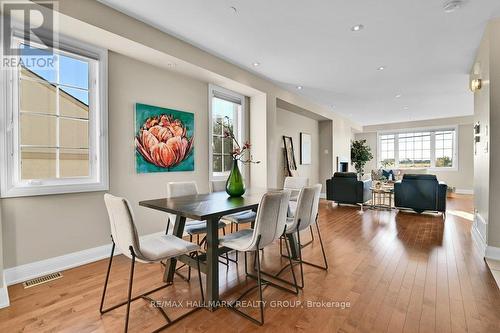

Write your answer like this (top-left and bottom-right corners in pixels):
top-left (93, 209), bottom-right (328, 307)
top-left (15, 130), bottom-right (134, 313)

top-left (273, 184), bottom-right (327, 289)
top-left (100, 194), bottom-right (204, 333)
top-left (210, 179), bottom-right (226, 192)
top-left (218, 190), bottom-right (296, 325)
top-left (284, 176), bottom-right (309, 203)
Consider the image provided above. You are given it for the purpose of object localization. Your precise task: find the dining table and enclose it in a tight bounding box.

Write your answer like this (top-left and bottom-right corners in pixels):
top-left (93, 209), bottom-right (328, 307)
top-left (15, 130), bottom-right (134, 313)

top-left (139, 188), bottom-right (300, 310)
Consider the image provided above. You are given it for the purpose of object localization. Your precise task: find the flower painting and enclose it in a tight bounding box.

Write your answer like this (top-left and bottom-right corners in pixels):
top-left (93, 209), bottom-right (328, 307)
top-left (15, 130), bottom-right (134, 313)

top-left (135, 103), bottom-right (194, 173)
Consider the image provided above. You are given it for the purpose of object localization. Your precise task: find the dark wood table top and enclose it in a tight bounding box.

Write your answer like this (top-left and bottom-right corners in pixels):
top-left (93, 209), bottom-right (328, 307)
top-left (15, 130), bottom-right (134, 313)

top-left (139, 188), bottom-right (275, 220)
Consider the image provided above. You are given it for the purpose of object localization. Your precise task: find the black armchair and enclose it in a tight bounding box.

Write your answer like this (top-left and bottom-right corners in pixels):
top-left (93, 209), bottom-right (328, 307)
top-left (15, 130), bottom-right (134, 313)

top-left (326, 172), bottom-right (372, 207)
top-left (394, 174), bottom-right (447, 214)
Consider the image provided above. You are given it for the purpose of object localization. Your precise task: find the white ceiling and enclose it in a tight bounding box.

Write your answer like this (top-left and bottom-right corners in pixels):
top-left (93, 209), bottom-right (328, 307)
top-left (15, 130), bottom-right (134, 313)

top-left (99, 0), bottom-right (500, 125)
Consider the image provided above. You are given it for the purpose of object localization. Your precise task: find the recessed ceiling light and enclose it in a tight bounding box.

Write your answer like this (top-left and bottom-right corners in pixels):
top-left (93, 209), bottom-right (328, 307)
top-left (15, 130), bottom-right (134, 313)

top-left (395, 94), bottom-right (402, 98)
top-left (230, 6), bottom-right (238, 14)
top-left (252, 61), bottom-right (260, 67)
top-left (377, 66), bottom-right (386, 71)
top-left (403, 106), bottom-right (409, 110)
top-left (351, 24), bottom-right (364, 32)
top-left (443, 0), bottom-right (466, 13)
top-left (296, 86), bottom-right (303, 90)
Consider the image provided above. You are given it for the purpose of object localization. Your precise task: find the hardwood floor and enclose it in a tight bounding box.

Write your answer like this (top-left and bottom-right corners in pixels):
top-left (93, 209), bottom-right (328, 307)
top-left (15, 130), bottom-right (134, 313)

top-left (1, 195), bottom-right (499, 332)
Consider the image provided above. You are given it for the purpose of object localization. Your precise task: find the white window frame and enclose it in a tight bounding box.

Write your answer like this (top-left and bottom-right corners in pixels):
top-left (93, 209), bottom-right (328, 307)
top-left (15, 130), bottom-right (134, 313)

top-left (0, 32), bottom-right (108, 198)
top-left (376, 125), bottom-right (458, 171)
top-left (208, 84), bottom-right (246, 181)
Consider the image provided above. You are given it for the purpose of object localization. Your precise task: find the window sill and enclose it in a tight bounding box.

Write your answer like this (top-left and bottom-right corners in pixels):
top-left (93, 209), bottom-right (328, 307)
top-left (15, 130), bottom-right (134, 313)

top-left (0, 181), bottom-right (109, 198)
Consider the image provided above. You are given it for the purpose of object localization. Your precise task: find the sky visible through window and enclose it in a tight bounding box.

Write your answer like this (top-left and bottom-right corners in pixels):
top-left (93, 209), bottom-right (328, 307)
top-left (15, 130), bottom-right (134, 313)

top-left (20, 44), bottom-right (89, 105)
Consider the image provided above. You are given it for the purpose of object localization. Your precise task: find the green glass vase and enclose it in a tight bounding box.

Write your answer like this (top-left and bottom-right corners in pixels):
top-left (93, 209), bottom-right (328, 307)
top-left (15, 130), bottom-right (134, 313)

top-left (226, 158), bottom-right (245, 197)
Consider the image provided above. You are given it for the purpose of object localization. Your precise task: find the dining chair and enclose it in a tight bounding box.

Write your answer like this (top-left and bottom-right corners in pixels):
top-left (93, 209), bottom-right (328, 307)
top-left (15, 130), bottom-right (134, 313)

top-left (166, 181), bottom-right (228, 280)
top-left (284, 176), bottom-right (309, 202)
top-left (218, 190), bottom-right (298, 325)
top-left (274, 184), bottom-right (327, 289)
top-left (210, 179), bottom-right (226, 192)
top-left (100, 194), bottom-right (204, 333)
top-left (283, 176), bottom-right (316, 246)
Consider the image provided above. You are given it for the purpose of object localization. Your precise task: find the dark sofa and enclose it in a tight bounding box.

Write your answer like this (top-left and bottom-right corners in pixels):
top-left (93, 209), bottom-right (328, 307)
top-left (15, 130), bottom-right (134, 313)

top-left (394, 174), bottom-right (447, 214)
top-left (326, 172), bottom-right (371, 207)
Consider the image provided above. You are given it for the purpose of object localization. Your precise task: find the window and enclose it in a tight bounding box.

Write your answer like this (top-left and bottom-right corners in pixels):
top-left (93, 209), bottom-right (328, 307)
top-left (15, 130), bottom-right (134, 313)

top-left (377, 127), bottom-right (457, 170)
top-left (1, 35), bottom-right (108, 197)
top-left (379, 134), bottom-right (395, 168)
top-left (209, 85), bottom-right (245, 180)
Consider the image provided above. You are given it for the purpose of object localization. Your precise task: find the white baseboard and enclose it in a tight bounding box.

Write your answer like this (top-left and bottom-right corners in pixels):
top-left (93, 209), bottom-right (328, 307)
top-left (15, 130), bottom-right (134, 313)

top-left (486, 246), bottom-right (500, 261)
top-left (455, 189), bottom-right (474, 195)
top-left (4, 231), bottom-right (164, 287)
top-left (471, 223), bottom-right (487, 257)
top-left (0, 275), bottom-right (9, 309)
top-left (320, 192), bottom-right (326, 199)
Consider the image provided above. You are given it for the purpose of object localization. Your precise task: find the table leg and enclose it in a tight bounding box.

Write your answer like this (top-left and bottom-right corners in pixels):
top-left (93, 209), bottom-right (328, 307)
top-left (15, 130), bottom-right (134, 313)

top-left (205, 216), bottom-right (219, 310)
top-left (286, 233), bottom-right (300, 260)
top-left (164, 215), bottom-right (186, 283)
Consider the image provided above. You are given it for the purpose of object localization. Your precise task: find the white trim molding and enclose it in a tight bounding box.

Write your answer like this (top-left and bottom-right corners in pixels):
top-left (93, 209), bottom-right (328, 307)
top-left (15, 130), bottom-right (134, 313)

top-left (486, 246), bottom-right (500, 261)
top-left (0, 275), bottom-right (9, 309)
top-left (4, 232), bottom-right (164, 287)
top-left (455, 189), bottom-right (474, 195)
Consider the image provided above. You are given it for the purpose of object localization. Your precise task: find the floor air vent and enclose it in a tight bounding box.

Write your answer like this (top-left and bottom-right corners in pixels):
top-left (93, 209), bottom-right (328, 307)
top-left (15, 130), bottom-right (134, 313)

top-left (23, 272), bottom-right (63, 288)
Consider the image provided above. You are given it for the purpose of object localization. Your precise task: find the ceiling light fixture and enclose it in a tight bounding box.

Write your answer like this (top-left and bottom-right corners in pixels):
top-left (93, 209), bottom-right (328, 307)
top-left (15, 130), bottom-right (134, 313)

top-left (351, 24), bottom-right (364, 32)
top-left (230, 6), bottom-right (238, 14)
top-left (377, 66), bottom-right (386, 71)
top-left (395, 94), bottom-right (402, 98)
top-left (443, 0), bottom-right (466, 13)
top-left (252, 61), bottom-right (260, 67)
top-left (403, 106), bottom-right (409, 110)
top-left (296, 86), bottom-right (303, 90)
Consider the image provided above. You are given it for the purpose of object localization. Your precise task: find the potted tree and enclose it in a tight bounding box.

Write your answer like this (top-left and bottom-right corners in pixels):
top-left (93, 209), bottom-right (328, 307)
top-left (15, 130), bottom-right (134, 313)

top-left (351, 139), bottom-right (373, 180)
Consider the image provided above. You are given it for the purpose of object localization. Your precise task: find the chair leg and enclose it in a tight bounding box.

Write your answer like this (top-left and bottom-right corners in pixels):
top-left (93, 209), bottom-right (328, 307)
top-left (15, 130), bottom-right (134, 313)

top-left (99, 240), bottom-right (115, 314)
top-left (124, 248), bottom-right (136, 333)
top-left (165, 218), bottom-right (171, 235)
top-left (255, 248), bottom-right (265, 325)
top-left (309, 225), bottom-right (315, 242)
top-left (195, 251), bottom-right (205, 304)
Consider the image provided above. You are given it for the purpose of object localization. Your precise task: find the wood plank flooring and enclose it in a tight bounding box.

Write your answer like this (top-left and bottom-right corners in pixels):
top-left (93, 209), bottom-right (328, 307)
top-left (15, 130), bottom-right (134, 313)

top-left (1, 195), bottom-right (499, 332)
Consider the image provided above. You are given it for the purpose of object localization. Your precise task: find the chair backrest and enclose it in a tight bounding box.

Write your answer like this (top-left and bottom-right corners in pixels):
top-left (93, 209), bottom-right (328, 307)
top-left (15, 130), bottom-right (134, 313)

top-left (210, 180), bottom-right (226, 192)
top-left (247, 190), bottom-right (291, 250)
top-left (167, 181), bottom-right (198, 197)
top-left (104, 194), bottom-right (140, 259)
top-left (287, 184), bottom-right (322, 233)
top-left (284, 176), bottom-right (309, 200)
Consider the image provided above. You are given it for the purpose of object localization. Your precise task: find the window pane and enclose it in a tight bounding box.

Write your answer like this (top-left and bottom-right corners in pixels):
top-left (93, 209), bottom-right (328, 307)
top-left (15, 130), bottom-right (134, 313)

top-left (60, 87), bottom-right (89, 119)
top-left (19, 44), bottom-right (57, 83)
top-left (60, 118), bottom-right (88, 149)
top-left (20, 113), bottom-right (57, 146)
top-left (21, 147), bottom-right (56, 179)
top-left (223, 155), bottom-right (233, 172)
top-left (20, 76), bottom-right (56, 114)
top-left (223, 138), bottom-right (233, 154)
top-left (59, 54), bottom-right (89, 89)
top-left (213, 154), bottom-right (222, 172)
top-left (59, 148), bottom-right (89, 177)
top-left (213, 136), bottom-right (222, 154)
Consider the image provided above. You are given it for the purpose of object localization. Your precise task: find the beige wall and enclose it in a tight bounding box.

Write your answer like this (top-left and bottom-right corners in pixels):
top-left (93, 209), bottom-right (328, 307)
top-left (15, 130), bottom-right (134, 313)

top-left (355, 116), bottom-right (474, 191)
top-left (471, 18), bottom-right (500, 249)
top-left (276, 108), bottom-right (319, 187)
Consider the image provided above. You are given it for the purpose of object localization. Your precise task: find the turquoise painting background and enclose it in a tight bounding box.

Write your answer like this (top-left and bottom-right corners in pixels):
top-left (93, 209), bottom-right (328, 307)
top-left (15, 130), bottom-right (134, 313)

top-left (135, 103), bottom-right (195, 173)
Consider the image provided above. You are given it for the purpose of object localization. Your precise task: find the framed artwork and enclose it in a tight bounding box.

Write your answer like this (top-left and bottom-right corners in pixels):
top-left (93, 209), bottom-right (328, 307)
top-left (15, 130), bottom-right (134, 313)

top-left (135, 103), bottom-right (194, 173)
top-left (300, 132), bottom-right (312, 165)
top-left (283, 136), bottom-right (298, 176)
